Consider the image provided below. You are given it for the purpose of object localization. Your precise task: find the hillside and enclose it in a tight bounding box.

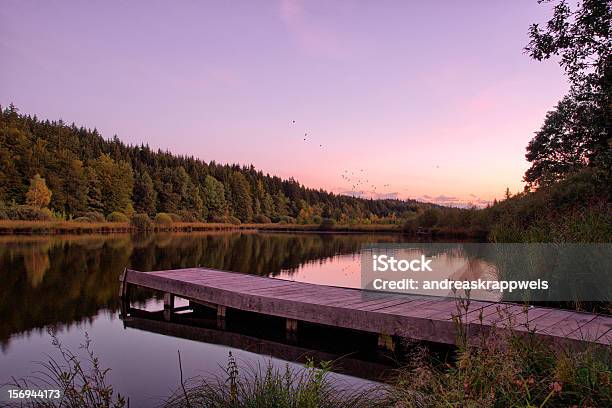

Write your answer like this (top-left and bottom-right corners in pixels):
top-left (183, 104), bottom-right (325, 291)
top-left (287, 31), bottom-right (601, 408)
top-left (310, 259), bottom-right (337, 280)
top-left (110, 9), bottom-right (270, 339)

top-left (0, 106), bottom-right (425, 224)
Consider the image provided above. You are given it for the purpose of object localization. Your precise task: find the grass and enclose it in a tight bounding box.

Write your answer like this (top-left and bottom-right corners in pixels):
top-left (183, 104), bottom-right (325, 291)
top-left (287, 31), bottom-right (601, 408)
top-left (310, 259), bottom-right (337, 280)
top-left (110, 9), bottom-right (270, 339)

top-left (0, 220), bottom-right (402, 235)
top-left (4, 328), bottom-right (127, 408)
top-left (387, 298), bottom-right (612, 407)
top-left (163, 353), bottom-right (386, 408)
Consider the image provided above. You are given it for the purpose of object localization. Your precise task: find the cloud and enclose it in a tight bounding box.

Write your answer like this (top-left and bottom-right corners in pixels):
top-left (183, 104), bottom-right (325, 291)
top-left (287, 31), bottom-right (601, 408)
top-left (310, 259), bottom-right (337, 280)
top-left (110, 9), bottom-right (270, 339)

top-left (372, 192), bottom-right (400, 200)
top-left (278, 0), bottom-right (348, 59)
top-left (434, 194), bottom-right (458, 203)
top-left (415, 194), bottom-right (494, 208)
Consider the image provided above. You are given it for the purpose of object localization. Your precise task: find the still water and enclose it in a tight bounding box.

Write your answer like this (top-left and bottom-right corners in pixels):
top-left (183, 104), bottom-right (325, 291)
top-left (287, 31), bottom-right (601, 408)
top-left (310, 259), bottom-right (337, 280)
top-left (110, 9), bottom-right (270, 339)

top-left (0, 231), bottom-right (416, 406)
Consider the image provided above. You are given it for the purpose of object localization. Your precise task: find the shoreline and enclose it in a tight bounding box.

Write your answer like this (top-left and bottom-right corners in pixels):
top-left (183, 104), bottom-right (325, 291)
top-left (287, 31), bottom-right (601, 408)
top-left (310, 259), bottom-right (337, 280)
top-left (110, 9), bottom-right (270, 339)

top-left (0, 220), bottom-right (488, 238)
top-left (0, 220), bottom-right (404, 235)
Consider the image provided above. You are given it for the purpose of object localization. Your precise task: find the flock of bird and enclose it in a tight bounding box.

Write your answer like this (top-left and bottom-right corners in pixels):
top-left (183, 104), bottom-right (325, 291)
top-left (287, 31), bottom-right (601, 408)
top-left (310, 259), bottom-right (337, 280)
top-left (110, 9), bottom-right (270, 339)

top-left (293, 120), bottom-right (323, 148)
top-left (291, 119), bottom-right (392, 197)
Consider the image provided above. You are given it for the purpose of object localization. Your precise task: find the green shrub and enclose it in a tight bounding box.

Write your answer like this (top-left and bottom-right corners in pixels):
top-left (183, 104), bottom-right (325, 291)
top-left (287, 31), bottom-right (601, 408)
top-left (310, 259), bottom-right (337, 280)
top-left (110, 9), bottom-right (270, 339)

top-left (253, 214), bottom-right (272, 223)
top-left (154, 213), bottom-right (174, 226)
top-left (79, 211), bottom-right (105, 222)
top-left (177, 210), bottom-right (197, 222)
top-left (278, 215), bottom-right (296, 224)
top-left (6, 205), bottom-right (53, 221)
top-left (106, 212), bottom-right (129, 222)
top-left (73, 216), bottom-right (91, 223)
top-left (130, 213), bottom-right (154, 231)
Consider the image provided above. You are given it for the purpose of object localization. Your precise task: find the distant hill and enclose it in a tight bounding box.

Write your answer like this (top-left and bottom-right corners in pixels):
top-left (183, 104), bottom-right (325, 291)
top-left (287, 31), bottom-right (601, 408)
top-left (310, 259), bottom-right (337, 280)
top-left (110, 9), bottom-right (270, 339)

top-left (0, 105), bottom-right (428, 223)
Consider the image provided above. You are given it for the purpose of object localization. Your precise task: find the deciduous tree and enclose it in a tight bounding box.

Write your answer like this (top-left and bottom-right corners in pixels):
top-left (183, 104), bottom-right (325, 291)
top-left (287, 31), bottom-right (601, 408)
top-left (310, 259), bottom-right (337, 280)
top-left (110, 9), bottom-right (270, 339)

top-left (26, 174), bottom-right (52, 208)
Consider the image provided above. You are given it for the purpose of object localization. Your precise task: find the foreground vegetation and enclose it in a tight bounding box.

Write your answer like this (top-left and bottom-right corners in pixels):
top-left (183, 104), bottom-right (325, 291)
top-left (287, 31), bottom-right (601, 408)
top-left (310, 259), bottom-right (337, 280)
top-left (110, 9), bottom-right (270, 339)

top-left (7, 301), bottom-right (611, 408)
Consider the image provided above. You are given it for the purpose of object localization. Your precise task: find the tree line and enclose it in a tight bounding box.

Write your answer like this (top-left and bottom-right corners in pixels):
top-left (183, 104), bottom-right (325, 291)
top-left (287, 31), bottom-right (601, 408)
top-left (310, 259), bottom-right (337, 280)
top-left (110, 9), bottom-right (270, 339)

top-left (0, 106), bottom-right (422, 224)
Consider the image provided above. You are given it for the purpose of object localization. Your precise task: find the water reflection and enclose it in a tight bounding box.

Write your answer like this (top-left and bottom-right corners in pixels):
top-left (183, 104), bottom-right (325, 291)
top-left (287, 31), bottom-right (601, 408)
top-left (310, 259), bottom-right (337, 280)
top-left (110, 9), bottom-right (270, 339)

top-left (0, 231), bottom-right (407, 348)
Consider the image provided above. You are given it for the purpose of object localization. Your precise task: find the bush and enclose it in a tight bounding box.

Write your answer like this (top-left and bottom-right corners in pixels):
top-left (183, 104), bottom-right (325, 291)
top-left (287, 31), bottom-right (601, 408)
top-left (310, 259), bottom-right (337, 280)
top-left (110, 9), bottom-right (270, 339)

top-left (130, 213), bottom-right (154, 231)
top-left (79, 211), bottom-right (105, 222)
top-left (154, 213), bottom-right (174, 226)
top-left (177, 210), bottom-right (198, 222)
top-left (73, 216), bottom-right (91, 223)
top-left (106, 212), bottom-right (128, 222)
top-left (210, 215), bottom-right (228, 223)
top-left (253, 214), bottom-right (272, 223)
top-left (278, 215), bottom-right (296, 225)
top-left (167, 213), bottom-right (182, 222)
top-left (6, 205), bottom-right (53, 221)
top-left (227, 215), bottom-right (241, 225)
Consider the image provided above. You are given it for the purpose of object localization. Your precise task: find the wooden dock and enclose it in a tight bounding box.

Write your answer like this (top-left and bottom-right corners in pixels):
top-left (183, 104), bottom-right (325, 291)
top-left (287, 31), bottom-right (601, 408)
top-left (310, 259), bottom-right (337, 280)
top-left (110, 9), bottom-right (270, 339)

top-left (120, 267), bottom-right (612, 348)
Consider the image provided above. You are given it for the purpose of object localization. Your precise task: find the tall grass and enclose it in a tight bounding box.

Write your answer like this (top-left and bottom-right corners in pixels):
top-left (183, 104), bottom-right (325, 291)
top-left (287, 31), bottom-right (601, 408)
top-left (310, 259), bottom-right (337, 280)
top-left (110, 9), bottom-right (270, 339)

top-left (4, 328), bottom-right (126, 408)
top-left (163, 353), bottom-right (386, 408)
top-left (387, 298), bottom-right (612, 407)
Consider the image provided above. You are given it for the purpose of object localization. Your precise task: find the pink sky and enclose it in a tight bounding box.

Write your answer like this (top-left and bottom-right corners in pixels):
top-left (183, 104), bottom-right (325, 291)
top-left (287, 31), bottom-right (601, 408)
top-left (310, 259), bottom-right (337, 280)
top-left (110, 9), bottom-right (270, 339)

top-left (0, 0), bottom-right (568, 207)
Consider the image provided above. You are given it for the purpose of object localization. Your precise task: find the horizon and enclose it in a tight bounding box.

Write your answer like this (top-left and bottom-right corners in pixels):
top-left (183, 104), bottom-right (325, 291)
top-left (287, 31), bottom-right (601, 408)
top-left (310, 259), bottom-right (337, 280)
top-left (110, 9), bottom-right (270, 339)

top-left (1, 0), bottom-right (569, 207)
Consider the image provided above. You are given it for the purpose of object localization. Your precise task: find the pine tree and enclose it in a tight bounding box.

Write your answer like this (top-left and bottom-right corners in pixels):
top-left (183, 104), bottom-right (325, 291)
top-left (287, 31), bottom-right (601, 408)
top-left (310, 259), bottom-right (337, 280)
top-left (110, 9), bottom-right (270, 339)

top-left (229, 171), bottom-right (253, 222)
top-left (133, 170), bottom-right (157, 215)
top-left (504, 187), bottom-right (512, 200)
top-left (89, 154), bottom-right (134, 214)
top-left (202, 175), bottom-right (227, 220)
top-left (274, 190), bottom-right (289, 217)
top-left (85, 166), bottom-right (104, 213)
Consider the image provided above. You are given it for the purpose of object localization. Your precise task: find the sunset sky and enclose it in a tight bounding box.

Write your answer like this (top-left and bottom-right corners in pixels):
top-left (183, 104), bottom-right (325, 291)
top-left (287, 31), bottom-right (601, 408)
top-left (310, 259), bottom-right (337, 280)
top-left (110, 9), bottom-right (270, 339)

top-left (1, 0), bottom-right (568, 207)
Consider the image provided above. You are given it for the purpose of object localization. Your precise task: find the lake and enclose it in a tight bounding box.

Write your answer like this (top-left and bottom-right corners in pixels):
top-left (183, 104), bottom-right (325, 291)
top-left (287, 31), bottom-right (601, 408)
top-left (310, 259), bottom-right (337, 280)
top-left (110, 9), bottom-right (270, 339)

top-left (0, 231), bottom-right (419, 406)
top-left (3, 231), bottom-right (608, 406)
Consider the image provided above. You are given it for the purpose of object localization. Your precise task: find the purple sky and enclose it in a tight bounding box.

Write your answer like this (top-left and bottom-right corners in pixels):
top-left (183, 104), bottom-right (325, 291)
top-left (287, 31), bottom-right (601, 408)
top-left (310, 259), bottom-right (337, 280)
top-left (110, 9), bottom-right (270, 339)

top-left (1, 0), bottom-right (568, 206)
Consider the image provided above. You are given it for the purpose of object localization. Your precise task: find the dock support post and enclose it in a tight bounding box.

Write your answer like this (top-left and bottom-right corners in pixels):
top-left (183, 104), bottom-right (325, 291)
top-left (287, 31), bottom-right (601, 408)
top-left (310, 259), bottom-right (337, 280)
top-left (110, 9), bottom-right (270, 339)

top-left (217, 305), bottom-right (226, 329)
top-left (164, 293), bottom-right (175, 309)
top-left (286, 318), bottom-right (298, 341)
top-left (163, 293), bottom-right (175, 321)
top-left (377, 333), bottom-right (396, 352)
top-left (119, 268), bottom-right (131, 319)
